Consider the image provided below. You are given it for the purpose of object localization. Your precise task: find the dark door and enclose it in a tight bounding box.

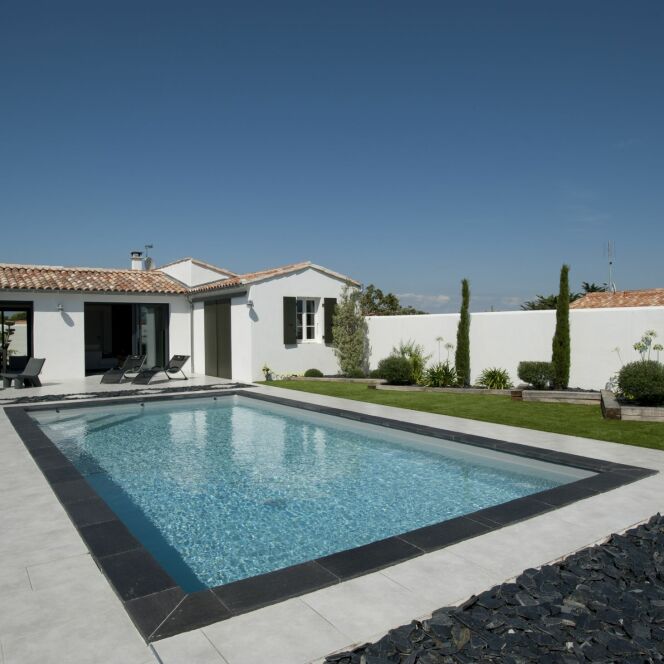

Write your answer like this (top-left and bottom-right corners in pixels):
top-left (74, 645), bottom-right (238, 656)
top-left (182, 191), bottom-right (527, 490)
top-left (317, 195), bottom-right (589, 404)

top-left (204, 299), bottom-right (232, 378)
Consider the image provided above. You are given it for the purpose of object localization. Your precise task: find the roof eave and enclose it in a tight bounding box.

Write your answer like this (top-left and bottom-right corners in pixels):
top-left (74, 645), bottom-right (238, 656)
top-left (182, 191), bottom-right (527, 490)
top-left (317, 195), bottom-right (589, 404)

top-left (0, 287), bottom-right (186, 296)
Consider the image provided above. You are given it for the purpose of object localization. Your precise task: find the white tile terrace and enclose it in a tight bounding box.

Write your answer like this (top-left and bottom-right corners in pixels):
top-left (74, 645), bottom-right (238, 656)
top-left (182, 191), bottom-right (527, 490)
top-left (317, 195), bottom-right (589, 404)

top-left (0, 380), bottom-right (662, 664)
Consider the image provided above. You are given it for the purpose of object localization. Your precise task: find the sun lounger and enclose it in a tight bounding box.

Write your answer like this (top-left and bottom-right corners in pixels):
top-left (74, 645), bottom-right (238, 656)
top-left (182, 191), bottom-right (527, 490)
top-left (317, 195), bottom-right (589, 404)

top-left (1, 358), bottom-right (46, 388)
top-left (132, 355), bottom-right (190, 385)
top-left (100, 355), bottom-right (146, 384)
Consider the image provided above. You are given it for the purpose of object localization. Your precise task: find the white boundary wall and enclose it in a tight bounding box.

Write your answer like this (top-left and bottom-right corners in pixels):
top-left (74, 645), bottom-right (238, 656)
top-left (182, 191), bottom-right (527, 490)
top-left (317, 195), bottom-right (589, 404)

top-left (367, 307), bottom-right (664, 390)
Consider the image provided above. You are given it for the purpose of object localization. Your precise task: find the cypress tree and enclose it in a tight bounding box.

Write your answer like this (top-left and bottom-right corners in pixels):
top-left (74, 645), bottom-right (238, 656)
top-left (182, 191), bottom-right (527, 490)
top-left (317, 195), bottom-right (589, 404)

top-left (455, 279), bottom-right (471, 386)
top-left (551, 264), bottom-right (571, 389)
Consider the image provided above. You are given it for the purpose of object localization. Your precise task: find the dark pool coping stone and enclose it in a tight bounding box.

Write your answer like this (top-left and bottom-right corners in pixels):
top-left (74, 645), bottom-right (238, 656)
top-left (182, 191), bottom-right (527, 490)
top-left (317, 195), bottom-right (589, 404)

top-left (3, 389), bottom-right (658, 643)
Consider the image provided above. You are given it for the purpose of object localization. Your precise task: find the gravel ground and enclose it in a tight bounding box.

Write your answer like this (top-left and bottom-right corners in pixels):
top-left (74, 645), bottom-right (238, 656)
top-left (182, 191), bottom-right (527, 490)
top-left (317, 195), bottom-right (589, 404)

top-left (326, 514), bottom-right (664, 663)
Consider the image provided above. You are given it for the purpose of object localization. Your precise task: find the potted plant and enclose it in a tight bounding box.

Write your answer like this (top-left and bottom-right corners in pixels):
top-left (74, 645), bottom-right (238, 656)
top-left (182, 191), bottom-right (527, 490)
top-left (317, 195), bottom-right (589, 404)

top-left (262, 364), bottom-right (273, 381)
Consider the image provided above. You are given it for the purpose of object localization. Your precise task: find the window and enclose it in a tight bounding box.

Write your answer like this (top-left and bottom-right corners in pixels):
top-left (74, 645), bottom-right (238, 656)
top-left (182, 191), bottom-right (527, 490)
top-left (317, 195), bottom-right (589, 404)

top-left (296, 298), bottom-right (317, 341)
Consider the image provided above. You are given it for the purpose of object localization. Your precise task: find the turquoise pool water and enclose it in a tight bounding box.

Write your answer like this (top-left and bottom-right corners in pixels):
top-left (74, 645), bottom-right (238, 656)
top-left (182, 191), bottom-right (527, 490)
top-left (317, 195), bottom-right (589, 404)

top-left (33, 395), bottom-right (588, 590)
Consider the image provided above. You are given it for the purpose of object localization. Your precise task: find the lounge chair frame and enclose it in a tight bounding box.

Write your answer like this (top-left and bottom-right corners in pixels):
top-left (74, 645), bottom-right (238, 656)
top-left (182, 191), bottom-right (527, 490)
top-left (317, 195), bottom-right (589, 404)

top-left (100, 355), bottom-right (146, 384)
top-left (132, 355), bottom-right (190, 385)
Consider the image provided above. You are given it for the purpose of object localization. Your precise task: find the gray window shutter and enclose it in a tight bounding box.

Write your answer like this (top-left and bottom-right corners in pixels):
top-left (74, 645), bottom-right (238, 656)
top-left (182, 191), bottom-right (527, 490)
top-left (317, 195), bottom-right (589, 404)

top-left (323, 298), bottom-right (337, 345)
top-left (283, 297), bottom-right (297, 345)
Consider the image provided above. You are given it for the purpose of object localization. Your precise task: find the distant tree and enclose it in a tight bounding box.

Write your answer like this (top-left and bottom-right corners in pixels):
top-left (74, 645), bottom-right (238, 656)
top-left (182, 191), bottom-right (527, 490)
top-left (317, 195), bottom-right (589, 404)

top-left (332, 285), bottom-right (369, 376)
top-left (520, 280), bottom-right (606, 310)
top-left (551, 264), bottom-right (571, 389)
top-left (521, 294), bottom-right (563, 311)
top-left (359, 284), bottom-right (427, 316)
top-left (455, 279), bottom-right (471, 386)
top-left (580, 281), bottom-right (608, 293)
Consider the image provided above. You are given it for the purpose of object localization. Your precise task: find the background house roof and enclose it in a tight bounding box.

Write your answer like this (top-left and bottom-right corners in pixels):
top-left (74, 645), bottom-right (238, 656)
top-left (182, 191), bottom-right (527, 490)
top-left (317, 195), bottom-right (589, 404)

top-left (0, 264), bottom-right (187, 294)
top-left (570, 289), bottom-right (664, 309)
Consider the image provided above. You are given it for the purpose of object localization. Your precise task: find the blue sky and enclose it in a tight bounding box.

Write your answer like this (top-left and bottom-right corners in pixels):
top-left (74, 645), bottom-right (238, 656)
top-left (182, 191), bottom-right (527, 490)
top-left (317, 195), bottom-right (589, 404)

top-left (1, 1), bottom-right (662, 311)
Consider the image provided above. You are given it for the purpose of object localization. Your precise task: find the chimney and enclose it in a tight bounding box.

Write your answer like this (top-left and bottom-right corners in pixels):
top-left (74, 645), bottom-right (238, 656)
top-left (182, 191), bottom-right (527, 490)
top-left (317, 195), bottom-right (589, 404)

top-left (130, 251), bottom-right (145, 270)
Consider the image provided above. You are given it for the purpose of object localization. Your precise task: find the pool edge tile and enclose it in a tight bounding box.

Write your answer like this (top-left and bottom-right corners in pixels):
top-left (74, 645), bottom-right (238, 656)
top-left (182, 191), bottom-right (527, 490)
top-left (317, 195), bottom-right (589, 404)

top-left (212, 561), bottom-right (339, 615)
top-left (316, 536), bottom-right (423, 581)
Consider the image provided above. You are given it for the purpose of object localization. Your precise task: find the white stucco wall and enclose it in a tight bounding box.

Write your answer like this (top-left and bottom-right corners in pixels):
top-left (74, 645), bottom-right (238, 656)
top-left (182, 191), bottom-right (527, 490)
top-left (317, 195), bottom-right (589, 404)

top-left (0, 292), bottom-right (191, 382)
top-left (159, 260), bottom-right (230, 287)
top-left (230, 293), bottom-right (253, 381)
top-left (367, 307), bottom-right (664, 390)
top-left (243, 268), bottom-right (349, 381)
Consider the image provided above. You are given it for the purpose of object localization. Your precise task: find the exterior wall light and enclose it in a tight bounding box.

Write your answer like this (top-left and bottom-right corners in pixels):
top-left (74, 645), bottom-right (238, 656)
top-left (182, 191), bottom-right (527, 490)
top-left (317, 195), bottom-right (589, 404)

top-left (57, 303), bottom-right (64, 312)
top-left (246, 300), bottom-right (254, 308)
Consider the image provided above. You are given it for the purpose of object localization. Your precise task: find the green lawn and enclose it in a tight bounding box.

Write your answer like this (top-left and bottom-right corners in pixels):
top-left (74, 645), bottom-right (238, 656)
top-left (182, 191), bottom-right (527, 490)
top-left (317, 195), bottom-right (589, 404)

top-left (263, 381), bottom-right (664, 451)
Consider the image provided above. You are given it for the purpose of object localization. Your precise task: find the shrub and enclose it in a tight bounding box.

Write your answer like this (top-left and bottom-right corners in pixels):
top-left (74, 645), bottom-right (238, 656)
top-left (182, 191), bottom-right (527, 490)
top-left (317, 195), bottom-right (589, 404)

top-left (392, 340), bottom-right (430, 384)
top-left (424, 362), bottom-right (457, 387)
top-left (346, 368), bottom-right (366, 378)
top-left (377, 355), bottom-right (414, 385)
top-left (477, 367), bottom-right (513, 390)
top-left (455, 279), bottom-right (471, 386)
top-left (617, 360), bottom-right (664, 406)
top-left (369, 368), bottom-right (383, 379)
top-left (551, 264), bottom-right (571, 389)
top-left (304, 368), bottom-right (324, 378)
top-left (517, 361), bottom-right (553, 390)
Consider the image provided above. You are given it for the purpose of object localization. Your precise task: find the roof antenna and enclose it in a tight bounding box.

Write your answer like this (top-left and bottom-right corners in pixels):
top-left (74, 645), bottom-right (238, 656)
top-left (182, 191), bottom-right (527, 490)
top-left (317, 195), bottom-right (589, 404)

top-left (144, 244), bottom-right (154, 271)
top-left (605, 240), bottom-right (617, 292)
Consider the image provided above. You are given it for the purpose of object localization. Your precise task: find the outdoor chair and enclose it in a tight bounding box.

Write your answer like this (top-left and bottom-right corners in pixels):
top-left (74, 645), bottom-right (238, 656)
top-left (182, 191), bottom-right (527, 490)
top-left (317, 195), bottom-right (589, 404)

top-left (100, 355), bottom-right (146, 384)
top-left (1, 358), bottom-right (46, 388)
top-left (132, 355), bottom-right (190, 385)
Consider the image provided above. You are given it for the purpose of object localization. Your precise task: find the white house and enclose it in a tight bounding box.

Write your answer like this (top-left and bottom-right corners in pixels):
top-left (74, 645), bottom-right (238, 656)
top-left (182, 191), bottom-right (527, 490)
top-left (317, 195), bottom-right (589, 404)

top-left (0, 253), bottom-right (359, 383)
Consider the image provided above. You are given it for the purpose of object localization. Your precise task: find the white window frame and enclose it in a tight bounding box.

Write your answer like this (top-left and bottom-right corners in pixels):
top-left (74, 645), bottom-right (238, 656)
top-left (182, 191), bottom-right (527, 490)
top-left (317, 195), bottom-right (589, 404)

top-left (296, 297), bottom-right (320, 343)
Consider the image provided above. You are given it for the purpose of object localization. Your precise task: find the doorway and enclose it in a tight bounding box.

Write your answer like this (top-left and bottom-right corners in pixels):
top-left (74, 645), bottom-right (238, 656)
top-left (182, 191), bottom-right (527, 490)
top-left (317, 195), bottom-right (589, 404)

top-left (0, 302), bottom-right (33, 373)
top-left (84, 303), bottom-right (169, 374)
top-left (204, 299), bottom-right (232, 378)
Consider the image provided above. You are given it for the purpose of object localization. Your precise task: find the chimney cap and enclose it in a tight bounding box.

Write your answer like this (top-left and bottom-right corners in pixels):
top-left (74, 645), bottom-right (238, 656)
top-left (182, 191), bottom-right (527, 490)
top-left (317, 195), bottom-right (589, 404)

top-left (131, 250), bottom-right (143, 258)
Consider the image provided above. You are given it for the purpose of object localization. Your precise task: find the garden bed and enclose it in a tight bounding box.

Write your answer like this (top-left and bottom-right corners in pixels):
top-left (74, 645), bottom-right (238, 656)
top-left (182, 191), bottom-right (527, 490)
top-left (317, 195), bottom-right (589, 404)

top-left (511, 389), bottom-right (600, 406)
top-left (601, 390), bottom-right (664, 422)
top-left (369, 384), bottom-right (511, 396)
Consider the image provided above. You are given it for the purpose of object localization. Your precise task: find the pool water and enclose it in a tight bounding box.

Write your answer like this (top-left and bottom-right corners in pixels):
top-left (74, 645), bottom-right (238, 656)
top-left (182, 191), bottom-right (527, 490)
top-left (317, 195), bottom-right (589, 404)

top-left (33, 395), bottom-right (589, 590)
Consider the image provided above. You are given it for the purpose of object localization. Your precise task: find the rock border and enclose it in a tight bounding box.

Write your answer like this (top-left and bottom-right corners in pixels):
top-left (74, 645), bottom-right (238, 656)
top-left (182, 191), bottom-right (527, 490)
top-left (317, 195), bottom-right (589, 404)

top-left (287, 376), bottom-right (387, 385)
top-left (370, 385), bottom-right (511, 396)
top-left (511, 390), bottom-right (600, 406)
top-left (326, 513), bottom-right (664, 663)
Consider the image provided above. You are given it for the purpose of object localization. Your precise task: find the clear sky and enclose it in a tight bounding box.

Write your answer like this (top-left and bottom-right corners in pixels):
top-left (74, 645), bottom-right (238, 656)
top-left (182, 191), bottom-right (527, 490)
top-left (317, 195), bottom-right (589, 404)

top-left (1, 1), bottom-right (663, 312)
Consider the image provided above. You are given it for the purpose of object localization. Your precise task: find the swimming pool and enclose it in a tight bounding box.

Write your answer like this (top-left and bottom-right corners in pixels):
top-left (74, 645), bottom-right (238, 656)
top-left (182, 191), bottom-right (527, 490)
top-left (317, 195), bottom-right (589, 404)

top-left (32, 394), bottom-right (591, 591)
top-left (9, 390), bottom-right (652, 640)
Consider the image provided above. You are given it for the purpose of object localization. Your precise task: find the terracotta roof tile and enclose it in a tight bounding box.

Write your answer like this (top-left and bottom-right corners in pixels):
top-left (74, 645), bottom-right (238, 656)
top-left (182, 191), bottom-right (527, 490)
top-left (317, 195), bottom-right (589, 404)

top-left (0, 260), bottom-right (359, 295)
top-left (570, 289), bottom-right (664, 309)
top-left (0, 264), bottom-right (187, 294)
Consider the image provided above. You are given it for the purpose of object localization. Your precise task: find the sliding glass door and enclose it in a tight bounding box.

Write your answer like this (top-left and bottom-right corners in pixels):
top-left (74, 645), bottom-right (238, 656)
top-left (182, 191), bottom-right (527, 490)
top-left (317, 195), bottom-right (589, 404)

top-left (136, 304), bottom-right (169, 368)
top-left (84, 303), bottom-right (169, 374)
